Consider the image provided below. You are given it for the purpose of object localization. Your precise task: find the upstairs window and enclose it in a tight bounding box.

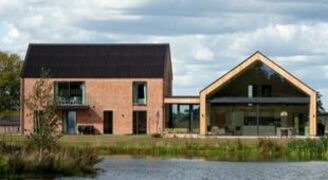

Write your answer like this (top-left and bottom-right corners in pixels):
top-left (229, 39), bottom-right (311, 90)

top-left (247, 85), bottom-right (257, 98)
top-left (133, 82), bottom-right (147, 105)
top-left (55, 82), bottom-right (85, 105)
top-left (262, 85), bottom-right (272, 97)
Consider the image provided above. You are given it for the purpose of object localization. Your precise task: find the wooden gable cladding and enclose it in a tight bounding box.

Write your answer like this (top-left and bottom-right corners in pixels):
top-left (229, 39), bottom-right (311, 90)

top-left (199, 51), bottom-right (317, 136)
top-left (164, 97), bottom-right (200, 104)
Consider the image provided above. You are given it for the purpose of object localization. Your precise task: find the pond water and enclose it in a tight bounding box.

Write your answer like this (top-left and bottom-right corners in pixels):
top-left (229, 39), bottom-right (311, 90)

top-left (64, 156), bottom-right (328, 180)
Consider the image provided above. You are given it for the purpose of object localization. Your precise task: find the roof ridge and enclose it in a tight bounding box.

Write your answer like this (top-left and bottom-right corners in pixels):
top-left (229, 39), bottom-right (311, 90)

top-left (28, 43), bottom-right (170, 46)
top-left (21, 43), bottom-right (171, 78)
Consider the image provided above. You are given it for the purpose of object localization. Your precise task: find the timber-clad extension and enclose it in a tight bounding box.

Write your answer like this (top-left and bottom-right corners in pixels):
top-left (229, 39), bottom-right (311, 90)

top-left (21, 44), bottom-right (318, 136)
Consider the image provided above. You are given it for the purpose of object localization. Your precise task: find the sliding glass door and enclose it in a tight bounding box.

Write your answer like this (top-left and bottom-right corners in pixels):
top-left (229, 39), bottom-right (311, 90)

top-left (208, 104), bottom-right (309, 136)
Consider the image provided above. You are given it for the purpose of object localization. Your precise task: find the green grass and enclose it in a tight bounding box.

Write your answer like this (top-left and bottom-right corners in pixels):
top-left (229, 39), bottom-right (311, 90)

top-left (3, 135), bottom-right (328, 178)
top-left (3, 135), bottom-right (328, 169)
top-left (0, 135), bottom-right (99, 178)
top-left (6, 135), bottom-right (291, 148)
top-left (33, 135), bottom-right (328, 161)
top-left (0, 110), bottom-right (19, 116)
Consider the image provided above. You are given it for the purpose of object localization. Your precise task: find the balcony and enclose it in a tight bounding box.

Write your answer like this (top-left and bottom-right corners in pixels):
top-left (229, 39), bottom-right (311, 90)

top-left (55, 82), bottom-right (89, 110)
top-left (57, 96), bottom-right (83, 105)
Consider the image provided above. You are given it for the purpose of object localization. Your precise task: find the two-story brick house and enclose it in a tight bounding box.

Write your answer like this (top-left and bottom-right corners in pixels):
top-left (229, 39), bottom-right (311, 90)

top-left (20, 44), bottom-right (172, 135)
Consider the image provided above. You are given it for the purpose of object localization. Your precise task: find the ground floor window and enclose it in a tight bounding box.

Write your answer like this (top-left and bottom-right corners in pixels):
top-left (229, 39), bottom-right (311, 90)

top-left (166, 104), bottom-right (200, 133)
top-left (33, 111), bottom-right (41, 133)
top-left (207, 104), bottom-right (309, 136)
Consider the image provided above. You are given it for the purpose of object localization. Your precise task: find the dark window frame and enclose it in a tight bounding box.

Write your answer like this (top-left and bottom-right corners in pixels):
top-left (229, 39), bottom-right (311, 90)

top-left (247, 84), bottom-right (258, 98)
top-left (54, 81), bottom-right (86, 105)
top-left (33, 110), bottom-right (43, 133)
top-left (262, 85), bottom-right (272, 97)
top-left (132, 81), bottom-right (147, 106)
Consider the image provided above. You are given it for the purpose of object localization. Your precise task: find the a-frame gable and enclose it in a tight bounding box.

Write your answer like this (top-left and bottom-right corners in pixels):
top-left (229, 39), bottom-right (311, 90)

top-left (199, 51), bottom-right (317, 136)
top-left (200, 51), bottom-right (316, 96)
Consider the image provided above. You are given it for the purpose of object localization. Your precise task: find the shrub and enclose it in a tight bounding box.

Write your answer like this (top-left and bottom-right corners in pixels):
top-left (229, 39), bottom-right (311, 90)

top-left (0, 140), bottom-right (99, 178)
top-left (0, 156), bottom-right (8, 175)
top-left (257, 139), bottom-right (281, 154)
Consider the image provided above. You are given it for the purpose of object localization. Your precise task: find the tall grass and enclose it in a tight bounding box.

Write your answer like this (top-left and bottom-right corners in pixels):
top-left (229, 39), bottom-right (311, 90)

top-left (95, 137), bottom-right (328, 161)
top-left (286, 138), bottom-right (328, 160)
top-left (2, 135), bottom-right (328, 178)
top-left (0, 135), bottom-right (99, 178)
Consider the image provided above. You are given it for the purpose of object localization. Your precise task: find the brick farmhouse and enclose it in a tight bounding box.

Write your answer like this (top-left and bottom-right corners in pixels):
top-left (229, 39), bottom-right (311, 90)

top-left (20, 44), bottom-right (318, 136)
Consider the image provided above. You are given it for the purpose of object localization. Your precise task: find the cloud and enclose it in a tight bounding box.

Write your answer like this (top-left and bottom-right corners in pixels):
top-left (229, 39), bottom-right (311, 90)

top-left (6, 23), bottom-right (20, 39)
top-left (192, 45), bottom-right (214, 61)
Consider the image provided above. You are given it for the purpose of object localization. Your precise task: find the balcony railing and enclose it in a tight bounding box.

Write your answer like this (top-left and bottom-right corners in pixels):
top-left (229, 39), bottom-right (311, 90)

top-left (56, 96), bottom-right (84, 106)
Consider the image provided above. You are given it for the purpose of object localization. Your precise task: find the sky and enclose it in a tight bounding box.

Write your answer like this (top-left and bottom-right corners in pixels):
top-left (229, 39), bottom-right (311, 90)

top-left (0, 0), bottom-right (328, 109)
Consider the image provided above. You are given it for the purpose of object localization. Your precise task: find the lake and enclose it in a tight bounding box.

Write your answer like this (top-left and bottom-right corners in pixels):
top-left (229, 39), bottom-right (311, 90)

top-left (64, 156), bottom-right (328, 180)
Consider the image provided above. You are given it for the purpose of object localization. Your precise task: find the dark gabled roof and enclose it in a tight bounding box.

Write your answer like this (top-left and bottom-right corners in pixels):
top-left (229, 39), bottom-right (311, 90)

top-left (21, 43), bottom-right (171, 78)
top-left (0, 115), bottom-right (20, 126)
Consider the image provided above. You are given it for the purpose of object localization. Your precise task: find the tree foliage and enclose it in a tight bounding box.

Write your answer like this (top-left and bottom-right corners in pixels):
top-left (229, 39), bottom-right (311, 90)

top-left (25, 70), bottom-right (62, 160)
top-left (317, 92), bottom-right (325, 113)
top-left (0, 51), bottom-right (22, 112)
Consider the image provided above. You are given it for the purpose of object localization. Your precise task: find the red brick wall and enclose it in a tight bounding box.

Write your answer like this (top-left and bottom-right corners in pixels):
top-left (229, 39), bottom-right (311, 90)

top-left (21, 78), bottom-right (165, 135)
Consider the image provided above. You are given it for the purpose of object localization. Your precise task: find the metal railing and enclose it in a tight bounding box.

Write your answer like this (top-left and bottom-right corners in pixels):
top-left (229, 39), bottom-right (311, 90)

top-left (56, 96), bottom-right (84, 105)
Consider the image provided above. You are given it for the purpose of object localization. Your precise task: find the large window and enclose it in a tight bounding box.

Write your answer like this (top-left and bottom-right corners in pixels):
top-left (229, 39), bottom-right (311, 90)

top-left (166, 104), bottom-right (200, 133)
top-left (210, 61), bottom-right (308, 98)
top-left (55, 82), bottom-right (85, 105)
top-left (205, 60), bottom-right (310, 136)
top-left (133, 82), bottom-right (147, 105)
top-left (208, 104), bottom-right (309, 136)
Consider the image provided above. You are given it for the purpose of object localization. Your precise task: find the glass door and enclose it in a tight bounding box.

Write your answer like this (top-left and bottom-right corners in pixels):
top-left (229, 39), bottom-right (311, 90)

top-left (133, 111), bottom-right (147, 134)
top-left (104, 111), bottom-right (113, 134)
top-left (63, 111), bottom-right (77, 134)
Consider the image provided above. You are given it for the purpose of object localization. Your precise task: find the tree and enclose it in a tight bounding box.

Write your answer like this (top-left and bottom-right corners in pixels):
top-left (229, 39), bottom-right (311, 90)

top-left (317, 92), bottom-right (326, 113)
top-left (25, 70), bottom-right (62, 161)
top-left (0, 51), bottom-right (22, 113)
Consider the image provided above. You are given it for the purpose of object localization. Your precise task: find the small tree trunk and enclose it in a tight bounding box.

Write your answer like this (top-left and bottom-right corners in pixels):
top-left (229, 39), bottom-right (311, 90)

top-left (39, 146), bottom-right (43, 161)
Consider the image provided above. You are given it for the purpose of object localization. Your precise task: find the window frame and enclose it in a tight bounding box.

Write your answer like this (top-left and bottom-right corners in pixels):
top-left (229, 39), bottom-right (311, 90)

top-left (132, 81), bottom-right (147, 106)
top-left (54, 81), bottom-right (86, 105)
top-left (262, 84), bottom-right (272, 97)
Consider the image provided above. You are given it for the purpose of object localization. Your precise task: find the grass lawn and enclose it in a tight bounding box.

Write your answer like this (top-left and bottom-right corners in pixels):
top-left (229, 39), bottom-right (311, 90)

top-left (0, 110), bottom-right (19, 116)
top-left (1, 134), bottom-right (294, 146)
top-left (58, 135), bottom-right (293, 147)
top-left (2, 135), bottom-right (328, 161)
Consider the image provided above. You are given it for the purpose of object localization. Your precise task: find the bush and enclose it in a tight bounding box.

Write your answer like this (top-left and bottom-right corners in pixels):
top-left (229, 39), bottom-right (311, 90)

top-left (0, 156), bottom-right (8, 175)
top-left (0, 140), bottom-right (100, 178)
top-left (257, 139), bottom-right (281, 154)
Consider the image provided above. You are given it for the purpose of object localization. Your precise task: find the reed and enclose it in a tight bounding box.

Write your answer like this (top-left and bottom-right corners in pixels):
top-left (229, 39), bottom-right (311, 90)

top-left (94, 137), bottom-right (328, 161)
top-left (0, 138), bottom-right (99, 179)
top-left (2, 135), bottom-right (328, 178)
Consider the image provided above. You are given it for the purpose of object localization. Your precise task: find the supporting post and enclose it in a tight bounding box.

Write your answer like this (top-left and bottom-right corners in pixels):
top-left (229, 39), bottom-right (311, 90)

top-left (256, 104), bottom-right (260, 136)
top-left (309, 92), bottom-right (317, 136)
top-left (200, 93), bottom-right (207, 135)
top-left (189, 104), bottom-right (193, 133)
